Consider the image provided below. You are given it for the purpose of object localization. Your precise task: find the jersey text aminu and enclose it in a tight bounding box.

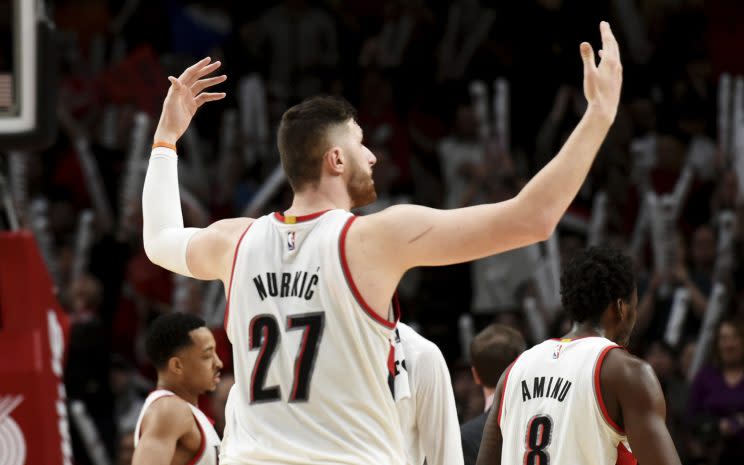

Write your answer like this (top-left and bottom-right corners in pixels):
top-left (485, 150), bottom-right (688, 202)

top-left (520, 376), bottom-right (573, 402)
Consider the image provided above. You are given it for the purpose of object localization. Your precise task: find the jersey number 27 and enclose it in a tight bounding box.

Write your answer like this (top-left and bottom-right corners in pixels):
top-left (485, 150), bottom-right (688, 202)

top-left (248, 312), bottom-right (325, 403)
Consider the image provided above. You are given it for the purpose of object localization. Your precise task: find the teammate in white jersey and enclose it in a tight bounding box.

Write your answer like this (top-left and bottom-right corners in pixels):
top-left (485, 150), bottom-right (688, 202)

top-left (142, 21), bottom-right (622, 464)
top-left (477, 247), bottom-right (682, 465)
top-left (133, 313), bottom-right (223, 465)
top-left (393, 322), bottom-right (463, 465)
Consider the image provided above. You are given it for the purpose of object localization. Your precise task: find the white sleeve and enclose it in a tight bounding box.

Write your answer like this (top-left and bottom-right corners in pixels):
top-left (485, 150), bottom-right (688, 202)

top-left (414, 344), bottom-right (465, 465)
top-left (142, 146), bottom-right (199, 277)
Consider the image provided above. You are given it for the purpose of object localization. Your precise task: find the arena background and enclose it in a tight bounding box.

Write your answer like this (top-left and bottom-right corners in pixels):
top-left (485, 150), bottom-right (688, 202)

top-left (1, 0), bottom-right (744, 464)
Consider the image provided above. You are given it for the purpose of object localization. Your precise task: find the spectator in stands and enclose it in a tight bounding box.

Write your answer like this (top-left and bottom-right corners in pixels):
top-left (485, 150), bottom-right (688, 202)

top-left (637, 229), bottom-right (710, 348)
top-left (438, 100), bottom-right (483, 210)
top-left (644, 340), bottom-right (689, 459)
top-left (115, 427), bottom-right (135, 465)
top-left (460, 324), bottom-right (526, 465)
top-left (688, 317), bottom-right (744, 464)
top-left (258, 0), bottom-right (338, 107)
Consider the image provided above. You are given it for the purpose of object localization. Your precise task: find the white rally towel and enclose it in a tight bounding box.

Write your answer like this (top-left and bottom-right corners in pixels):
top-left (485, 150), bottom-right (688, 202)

top-left (392, 328), bottom-right (412, 401)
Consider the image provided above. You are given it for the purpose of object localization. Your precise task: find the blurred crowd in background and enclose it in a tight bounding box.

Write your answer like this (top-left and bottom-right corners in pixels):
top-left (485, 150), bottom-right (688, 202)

top-left (2, 0), bottom-right (744, 464)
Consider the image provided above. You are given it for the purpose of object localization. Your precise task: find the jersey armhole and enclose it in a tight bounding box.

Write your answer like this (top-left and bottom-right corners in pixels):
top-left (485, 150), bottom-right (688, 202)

top-left (185, 413), bottom-right (207, 465)
top-left (224, 222), bottom-right (254, 340)
top-left (338, 215), bottom-right (398, 329)
top-left (593, 345), bottom-right (625, 435)
top-left (617, 441), bottom-right (638, 465)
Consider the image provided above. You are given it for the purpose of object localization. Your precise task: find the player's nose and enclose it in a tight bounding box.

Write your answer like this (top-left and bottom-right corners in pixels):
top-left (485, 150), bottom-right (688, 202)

top-left (215, 354), bottom-right (223, 370)
top-left (367, 148), bottom-right (377, 167)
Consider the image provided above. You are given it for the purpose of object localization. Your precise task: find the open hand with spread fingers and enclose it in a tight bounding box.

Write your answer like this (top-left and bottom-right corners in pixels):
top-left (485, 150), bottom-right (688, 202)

top-left (153, 57), bottom-right (227, 145)
top-left (580, 21), bottom-right (623, 125)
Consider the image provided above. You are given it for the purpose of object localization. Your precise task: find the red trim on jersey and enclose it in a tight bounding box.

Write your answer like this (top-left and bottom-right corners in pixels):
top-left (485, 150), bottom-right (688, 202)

top-left (497, 359), bottom-right (518, 427)
top-left (224, 222), bottom-right (254, 335)
top-left (137, 393), bottom-right (176, 439)
top-left (185, 412), bottom-right (207, 465)
top-left (616, 442), bottom-right (637, 465)
top-left (338, 216), bottom-right (398, 329)
top-left (549, 336), bottom-right (600, 341)
top-left (387, 343), bottom-right (396, 377)
top-left (594, 345), bottom-right (625, 435)
top-left (273, 210), bottom-right (331, 223)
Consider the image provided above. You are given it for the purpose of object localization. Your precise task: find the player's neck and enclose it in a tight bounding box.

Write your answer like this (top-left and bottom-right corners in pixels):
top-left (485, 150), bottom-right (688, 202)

top-left (562, 321), bottom-right (607, 340)
top-left (287, 185), bottom-right (352, 215)
top-left (157, 380), bottom-right (199, 406)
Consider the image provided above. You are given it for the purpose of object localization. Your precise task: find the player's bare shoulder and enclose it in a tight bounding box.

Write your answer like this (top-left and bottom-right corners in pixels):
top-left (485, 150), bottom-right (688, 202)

top-left (600, 347), bottom-right (663, 414)
top-left (140, 395), bottom-right (194, 437)
top-left (186, 216), bottom-right (254, 283)
top-left (601, 348), bottom-right (656, 388)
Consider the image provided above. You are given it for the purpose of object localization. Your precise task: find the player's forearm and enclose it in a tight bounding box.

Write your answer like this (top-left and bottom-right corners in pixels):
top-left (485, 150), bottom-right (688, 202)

top-left (142, 145), bottom-right (199, 277)
top-left (515, 107), bottom-right (612, 234)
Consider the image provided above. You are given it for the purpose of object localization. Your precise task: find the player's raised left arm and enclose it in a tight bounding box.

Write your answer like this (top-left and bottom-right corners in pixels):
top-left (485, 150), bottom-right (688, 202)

top-left (142, 58), bottom-right (252, 285)
top-left (357, 22), bottom-right (622, 271)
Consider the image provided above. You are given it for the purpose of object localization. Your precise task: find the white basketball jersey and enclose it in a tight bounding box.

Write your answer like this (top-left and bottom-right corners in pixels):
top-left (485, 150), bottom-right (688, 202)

top-left (221, 210), bottom-right (405, 465)
top-left (134, 390), bottom-right (221, 465)
top-left (499, 337), bottom-right (637, 465)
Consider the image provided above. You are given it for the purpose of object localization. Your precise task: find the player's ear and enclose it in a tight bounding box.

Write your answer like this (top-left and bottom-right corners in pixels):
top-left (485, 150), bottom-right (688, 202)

top-left (168, 356), bottom-right (183, 375)
top-left (615, 298), bottom-right (626, 321)
top-left (323, 147), bottom-right (344, 176)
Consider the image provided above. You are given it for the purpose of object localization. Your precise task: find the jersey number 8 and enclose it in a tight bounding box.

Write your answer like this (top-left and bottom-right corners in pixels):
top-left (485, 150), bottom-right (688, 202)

top-left (524, 415), bottom-right (553, 465)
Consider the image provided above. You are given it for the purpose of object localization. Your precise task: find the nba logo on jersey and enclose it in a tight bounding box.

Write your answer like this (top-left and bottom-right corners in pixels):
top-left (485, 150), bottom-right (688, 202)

top-left (552, 344), bottom-right (563, 359)
top-left (287, 231), bottom-right (296, 251)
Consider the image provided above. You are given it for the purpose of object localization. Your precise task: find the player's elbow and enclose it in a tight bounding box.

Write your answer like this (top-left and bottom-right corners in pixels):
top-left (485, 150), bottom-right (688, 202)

top-left (511, 196), bottom-right (558, 242)
top-left (522, 210), bottom-right (556, 242)
top-left (535, 212), bottom-right (558, 241)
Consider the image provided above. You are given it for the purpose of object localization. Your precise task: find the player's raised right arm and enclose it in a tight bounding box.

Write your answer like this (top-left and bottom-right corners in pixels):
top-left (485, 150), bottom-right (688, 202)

top-left (142, 58), bottom-right (252, 285)
top-left (359, 22), bottom-right (621, 271)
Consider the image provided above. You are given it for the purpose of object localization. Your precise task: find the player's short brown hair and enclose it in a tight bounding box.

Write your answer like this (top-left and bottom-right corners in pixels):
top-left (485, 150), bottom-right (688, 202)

top-left (277, 96), bottom-right (357, 192)
top-left (470, 324), bottom-right (526, 388)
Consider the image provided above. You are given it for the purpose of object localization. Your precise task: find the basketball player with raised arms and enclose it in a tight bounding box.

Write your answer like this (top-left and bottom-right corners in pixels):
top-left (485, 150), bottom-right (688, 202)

top-left (133, 313), bottom-right (223, 465)
top-left (476, 247), bottom-right (682, 465)
top-left (142, 21), bottom-right (622, 465)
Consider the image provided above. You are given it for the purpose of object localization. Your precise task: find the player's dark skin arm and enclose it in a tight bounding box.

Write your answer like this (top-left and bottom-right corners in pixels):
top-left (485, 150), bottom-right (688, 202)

top-left (476, 351), bottom-right (682, 465)
top-left (601, 348), bottom-right (682, 465)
